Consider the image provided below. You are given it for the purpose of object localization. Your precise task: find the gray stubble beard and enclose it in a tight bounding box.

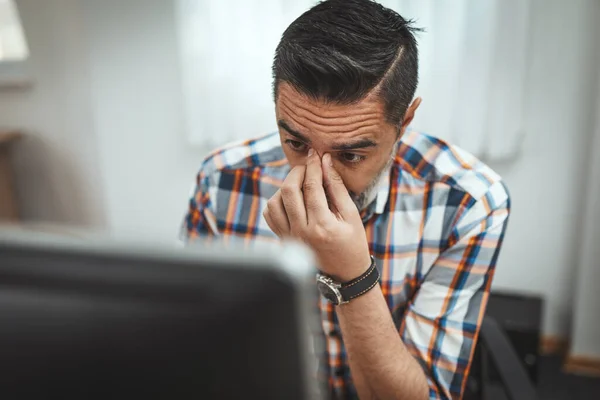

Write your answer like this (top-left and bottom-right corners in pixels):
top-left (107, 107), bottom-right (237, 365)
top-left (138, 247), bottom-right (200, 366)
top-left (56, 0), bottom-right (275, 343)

top-left (349, 146), bottom-right (397, 211)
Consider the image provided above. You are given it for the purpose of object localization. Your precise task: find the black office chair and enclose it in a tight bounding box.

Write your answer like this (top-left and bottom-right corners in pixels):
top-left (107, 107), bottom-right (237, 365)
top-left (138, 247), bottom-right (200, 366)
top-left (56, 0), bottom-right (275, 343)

top-left (467, 316), bottom-right (537, 400)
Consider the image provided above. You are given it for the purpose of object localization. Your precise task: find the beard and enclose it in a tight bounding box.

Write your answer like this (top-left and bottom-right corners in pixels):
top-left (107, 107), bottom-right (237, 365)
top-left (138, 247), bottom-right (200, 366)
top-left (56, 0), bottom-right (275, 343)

top-left (349, 150), bottom-right (396, 211)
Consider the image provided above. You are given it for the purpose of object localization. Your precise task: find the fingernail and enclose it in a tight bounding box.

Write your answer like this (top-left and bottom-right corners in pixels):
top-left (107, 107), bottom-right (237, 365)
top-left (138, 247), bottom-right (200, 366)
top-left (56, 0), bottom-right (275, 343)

top-left (323, 153), bottom-right (333, 166)
top-left (308, 148), bottom-right (314, 157)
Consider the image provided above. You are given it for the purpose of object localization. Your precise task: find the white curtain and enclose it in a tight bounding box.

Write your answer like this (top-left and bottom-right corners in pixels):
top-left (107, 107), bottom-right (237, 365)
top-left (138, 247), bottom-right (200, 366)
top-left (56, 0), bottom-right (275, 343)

top-left (175, 0), bottom-right (315, 150)
top-left (570, 59), bottom-right (600, 360)
top-left (176, 0), bottom-right (532, 161)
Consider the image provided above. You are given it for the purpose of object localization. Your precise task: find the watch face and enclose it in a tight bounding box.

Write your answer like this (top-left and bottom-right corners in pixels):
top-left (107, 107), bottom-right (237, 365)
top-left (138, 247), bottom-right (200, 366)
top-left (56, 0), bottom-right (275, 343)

top-left (317, 279), bottom-right (340, 305)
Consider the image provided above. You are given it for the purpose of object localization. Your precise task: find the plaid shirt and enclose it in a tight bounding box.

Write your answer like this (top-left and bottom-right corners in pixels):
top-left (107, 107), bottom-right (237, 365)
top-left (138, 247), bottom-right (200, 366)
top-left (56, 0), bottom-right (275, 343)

top-left (182, 130), bottom-right (510, 399)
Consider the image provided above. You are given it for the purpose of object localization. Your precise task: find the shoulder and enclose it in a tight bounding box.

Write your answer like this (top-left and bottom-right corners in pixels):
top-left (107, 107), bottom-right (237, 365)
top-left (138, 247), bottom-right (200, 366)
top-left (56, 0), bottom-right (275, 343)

top-left (198, 132), bottom-right (288, 179)
top-left (396, 130), bottom-right (510, 211)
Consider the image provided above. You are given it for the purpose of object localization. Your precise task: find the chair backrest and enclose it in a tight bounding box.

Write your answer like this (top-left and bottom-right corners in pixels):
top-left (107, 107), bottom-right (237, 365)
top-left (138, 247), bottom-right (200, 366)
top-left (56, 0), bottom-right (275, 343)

top-left (479, 316), bottom-right (537, 400)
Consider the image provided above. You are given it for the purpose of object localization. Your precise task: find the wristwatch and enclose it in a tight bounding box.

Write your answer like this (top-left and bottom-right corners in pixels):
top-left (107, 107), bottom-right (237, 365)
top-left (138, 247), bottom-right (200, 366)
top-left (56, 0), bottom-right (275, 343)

top-left (316, 256), bottom-right (380, 305)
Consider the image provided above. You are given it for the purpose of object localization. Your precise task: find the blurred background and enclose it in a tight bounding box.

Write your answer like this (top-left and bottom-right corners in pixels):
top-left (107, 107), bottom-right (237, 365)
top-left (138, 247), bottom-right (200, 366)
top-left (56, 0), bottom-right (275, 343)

top-left (0, 0), bottom-right (599, 396)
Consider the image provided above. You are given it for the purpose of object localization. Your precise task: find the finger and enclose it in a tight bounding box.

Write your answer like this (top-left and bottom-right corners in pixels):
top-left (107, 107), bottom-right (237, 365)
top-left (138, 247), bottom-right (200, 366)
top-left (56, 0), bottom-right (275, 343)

top-left (303, 149), bottom-right (330, 224)
top-left (265, 190), bottom-right (290, 236)
top-left (280, 165), bottom-right (308, 232)
top-left (262, 208), bottom-right (281, 237)
top-left (322, 153), bottom-right (357, 219)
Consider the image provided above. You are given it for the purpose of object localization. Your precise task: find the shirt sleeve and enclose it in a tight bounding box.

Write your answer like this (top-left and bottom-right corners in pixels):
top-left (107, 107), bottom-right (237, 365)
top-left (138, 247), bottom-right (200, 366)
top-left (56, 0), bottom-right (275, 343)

top-left (400, 182), bottom-right (510, 399)
top-left (180, 167), bottom-right (220, 242)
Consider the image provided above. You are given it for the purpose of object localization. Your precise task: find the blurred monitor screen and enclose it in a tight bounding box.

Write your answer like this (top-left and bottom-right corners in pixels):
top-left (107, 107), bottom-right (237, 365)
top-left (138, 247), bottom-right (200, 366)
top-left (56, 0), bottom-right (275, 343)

top-left (0, 232), bottom-right (318, 399)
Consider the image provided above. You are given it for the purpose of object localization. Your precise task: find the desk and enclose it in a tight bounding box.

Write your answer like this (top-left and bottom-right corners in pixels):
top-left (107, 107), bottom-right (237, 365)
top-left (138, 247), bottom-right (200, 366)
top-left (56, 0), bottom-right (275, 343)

top-left (0, 131), bottom-right (22, 221)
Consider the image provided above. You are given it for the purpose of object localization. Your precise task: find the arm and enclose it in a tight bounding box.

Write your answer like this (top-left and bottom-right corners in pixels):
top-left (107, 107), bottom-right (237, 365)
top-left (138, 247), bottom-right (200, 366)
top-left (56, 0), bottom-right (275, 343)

top-left (337, 285), bottom-right (429, 400)
top-left (181, 168), bottom-right (220, 242)
top-left (262, 150), bottom-right (509, 399)
top-left (339, 185), bottom-right (509, 399)
top-left (399, 186), bottom-right (510, 399)
top-left (264, 151), bottom-right (429, 398)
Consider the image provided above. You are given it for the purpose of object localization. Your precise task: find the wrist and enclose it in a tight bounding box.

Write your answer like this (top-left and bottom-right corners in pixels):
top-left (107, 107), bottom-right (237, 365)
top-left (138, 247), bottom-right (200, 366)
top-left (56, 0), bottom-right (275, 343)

top-left (317, 255), bottom-right (379, 306)
top-left (332, 252), bottom-right (373, 283)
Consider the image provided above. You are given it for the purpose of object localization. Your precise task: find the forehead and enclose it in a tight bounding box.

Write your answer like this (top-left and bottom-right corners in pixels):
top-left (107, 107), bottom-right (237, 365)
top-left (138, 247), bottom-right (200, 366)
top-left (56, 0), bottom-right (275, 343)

top-left (275, 83), bottom-right (389, 140)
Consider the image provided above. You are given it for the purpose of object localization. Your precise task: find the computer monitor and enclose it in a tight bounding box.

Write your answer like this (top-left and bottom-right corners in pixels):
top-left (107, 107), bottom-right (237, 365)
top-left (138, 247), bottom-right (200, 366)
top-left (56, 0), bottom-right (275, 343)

top-left (0, 230), bottom-right (321, 399)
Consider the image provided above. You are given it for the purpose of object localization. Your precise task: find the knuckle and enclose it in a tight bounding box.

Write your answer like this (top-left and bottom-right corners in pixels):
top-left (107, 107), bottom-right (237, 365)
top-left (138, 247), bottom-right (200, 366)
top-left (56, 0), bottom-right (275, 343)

top-left (293, 165), bottom-right (306, 174)
top-left (263, 210), bottom-right (271, 222)
top-left (281, 183), bottom-right (296, 197)
top-left (262, 207), bottom-right (268, 217)
top-left (329, 172), bottom-right (344, 183)
top-left (291, 227), bottom-right (305, 239)
top-left (305, 201), bottom-right (320, 213)
top-left (311, 223), bottom-right (332, 243)
top-left (318, 216), bottom-right (331, 228)
top-left (303, 179), bottom-right (321, 194)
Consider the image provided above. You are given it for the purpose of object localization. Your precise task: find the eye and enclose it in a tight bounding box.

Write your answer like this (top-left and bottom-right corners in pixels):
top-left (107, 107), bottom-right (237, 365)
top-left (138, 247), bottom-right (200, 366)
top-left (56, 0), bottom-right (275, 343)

top-left (340, 152), bottom-right (366, 164)
top-left (285, 139), bottom-right (308, 153)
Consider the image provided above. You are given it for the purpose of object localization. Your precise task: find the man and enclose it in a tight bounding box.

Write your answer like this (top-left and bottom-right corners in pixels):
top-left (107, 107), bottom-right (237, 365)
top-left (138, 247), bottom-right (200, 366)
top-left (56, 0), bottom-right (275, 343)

top-left (182, 0), bottom-right (510, 398)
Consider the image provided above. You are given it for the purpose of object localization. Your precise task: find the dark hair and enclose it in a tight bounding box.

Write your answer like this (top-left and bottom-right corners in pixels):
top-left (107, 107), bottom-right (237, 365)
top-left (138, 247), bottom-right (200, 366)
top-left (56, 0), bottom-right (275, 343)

top-left (272, 0), bottom-right (420, 127)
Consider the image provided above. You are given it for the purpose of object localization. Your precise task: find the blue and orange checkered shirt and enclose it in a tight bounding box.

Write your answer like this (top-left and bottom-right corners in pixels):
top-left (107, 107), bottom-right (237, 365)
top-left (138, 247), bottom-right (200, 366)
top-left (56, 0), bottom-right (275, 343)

top-left (182, 130), bottom-right (510, 399)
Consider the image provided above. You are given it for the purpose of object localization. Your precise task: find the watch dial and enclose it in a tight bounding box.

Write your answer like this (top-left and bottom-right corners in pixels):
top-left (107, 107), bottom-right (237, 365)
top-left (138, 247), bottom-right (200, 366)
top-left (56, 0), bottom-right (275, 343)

top-left (317, 281), bottom-right (339, 305)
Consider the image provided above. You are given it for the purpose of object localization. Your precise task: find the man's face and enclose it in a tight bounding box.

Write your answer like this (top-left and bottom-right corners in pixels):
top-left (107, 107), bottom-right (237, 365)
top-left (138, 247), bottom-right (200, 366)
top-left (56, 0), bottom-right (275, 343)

top-left (275, 83), bottom-right (399, 209)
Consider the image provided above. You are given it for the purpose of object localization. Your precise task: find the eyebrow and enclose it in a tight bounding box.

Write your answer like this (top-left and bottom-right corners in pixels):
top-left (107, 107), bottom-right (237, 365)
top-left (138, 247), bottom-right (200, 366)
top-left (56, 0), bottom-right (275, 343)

top-left (278, 120), bottom-right (377, 151)
top-left (331, 139), bottom-right (377, 151)
top-left (278, 120), bottom-right (311, 143)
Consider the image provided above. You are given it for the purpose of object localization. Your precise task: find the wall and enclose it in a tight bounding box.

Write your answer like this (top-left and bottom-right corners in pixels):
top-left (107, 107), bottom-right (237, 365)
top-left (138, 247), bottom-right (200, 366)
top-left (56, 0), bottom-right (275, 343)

top-left (1, 0), bottom-right (599, 338)
top-left (0, 0), bottom-right (202, 240)
top-left (81, 0), bottom-right (204, 241)
top-left (489, 0), bottom-right (600, 336)
top-left (0, 0), bottom-right (105, 227)
top-left (81, 0), bottom-right (600, 336)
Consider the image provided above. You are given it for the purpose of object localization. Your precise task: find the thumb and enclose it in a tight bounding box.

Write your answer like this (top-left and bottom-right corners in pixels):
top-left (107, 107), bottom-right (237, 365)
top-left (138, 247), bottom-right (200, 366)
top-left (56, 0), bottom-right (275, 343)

top-left (322, 153), bottom-right (356, 218)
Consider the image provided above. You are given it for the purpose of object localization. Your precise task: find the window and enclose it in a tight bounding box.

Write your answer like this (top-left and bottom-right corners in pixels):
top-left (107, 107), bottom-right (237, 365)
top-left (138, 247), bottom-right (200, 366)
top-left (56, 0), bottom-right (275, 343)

top-left (0, 0), bottom-right (29, 87)
top-left (0, 0), bottom-right (28, 61)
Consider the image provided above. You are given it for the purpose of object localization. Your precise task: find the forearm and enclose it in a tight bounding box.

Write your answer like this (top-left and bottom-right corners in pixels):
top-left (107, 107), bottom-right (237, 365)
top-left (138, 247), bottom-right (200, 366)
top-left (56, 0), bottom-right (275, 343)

top-left (345, 352), bottom-right (375, 399)
top-left (336, 285), bottom-right (429, 400)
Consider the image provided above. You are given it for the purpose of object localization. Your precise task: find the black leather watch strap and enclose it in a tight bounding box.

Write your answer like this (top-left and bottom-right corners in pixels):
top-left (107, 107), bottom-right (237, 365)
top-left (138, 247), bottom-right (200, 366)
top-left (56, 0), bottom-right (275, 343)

top-left (339, 256), bottom-right (380, 302)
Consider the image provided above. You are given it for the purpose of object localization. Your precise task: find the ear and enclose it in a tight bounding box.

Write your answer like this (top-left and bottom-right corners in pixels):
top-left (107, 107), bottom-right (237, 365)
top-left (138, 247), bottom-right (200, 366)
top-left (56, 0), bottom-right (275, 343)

top-left (399, 97), bottom-right (422, 136)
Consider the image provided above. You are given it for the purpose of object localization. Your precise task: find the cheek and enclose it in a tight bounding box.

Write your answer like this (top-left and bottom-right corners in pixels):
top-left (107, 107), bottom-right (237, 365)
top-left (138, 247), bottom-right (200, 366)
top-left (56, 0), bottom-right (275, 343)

top-left (333, 155), bottom-right (388, 195)
top-left (281, 146), bottom-right (306, 167)
top-left (334, 163), bottom-right (372, 195)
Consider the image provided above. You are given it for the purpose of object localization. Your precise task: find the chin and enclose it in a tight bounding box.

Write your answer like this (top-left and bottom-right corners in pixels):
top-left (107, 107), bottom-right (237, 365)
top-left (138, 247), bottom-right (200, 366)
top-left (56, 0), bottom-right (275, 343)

top-left (350, 192), bottom-right (368, 211)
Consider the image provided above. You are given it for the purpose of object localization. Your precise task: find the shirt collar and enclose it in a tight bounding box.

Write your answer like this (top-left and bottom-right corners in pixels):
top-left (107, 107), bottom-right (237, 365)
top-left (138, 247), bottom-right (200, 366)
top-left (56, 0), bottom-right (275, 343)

top-left (374, 164), bottom-right (392, 215)
top-left (360, 162), bottom-right (393, 222)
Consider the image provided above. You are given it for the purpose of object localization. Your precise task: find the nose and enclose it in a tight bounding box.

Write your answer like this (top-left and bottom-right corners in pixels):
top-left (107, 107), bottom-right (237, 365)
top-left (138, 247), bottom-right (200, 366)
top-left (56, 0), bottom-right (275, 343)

top-left (308, 146), bottom-right (324, 159)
